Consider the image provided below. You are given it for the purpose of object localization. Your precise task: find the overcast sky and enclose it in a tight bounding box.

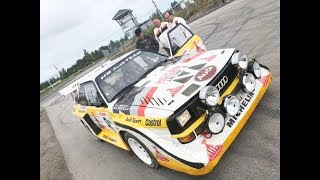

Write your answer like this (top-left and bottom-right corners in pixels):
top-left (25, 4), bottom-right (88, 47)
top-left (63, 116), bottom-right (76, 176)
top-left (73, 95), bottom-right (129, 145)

top-left (40, 0), bottom-right (173, 83)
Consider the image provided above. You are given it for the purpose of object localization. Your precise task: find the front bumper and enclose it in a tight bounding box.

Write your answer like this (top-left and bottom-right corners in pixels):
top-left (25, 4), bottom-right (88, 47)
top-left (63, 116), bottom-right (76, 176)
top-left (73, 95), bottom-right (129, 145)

top-left (157, 67), bottom-right (272, 175)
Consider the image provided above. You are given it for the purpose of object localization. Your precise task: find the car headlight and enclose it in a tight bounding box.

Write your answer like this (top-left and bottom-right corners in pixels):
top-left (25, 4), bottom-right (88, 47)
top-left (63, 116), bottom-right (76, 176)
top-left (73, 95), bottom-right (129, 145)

top-left (176, 110), bottom-right (191, 127)
top-left (248, 59), bottom-right (261, 78)
top-left (240, 73), bottom-right (256, 92)
top-left (199, 86), bottom-right (220, 106)
top-left (223, 95), bottom-right (240, 116)
top-left (207, 112), bottom-right (225, 134)
top-left (231, 51), bottom-right (248, 69)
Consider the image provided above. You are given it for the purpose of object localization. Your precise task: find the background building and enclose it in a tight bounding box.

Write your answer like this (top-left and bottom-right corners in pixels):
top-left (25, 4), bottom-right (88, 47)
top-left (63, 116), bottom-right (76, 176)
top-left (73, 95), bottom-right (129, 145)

top-left (112, 9), bottom-right (139, 40)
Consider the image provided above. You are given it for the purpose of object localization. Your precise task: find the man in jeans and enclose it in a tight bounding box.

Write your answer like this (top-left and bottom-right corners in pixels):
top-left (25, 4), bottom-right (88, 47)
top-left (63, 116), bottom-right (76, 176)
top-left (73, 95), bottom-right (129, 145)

top-left (135, 27), bottom-right (159, 53)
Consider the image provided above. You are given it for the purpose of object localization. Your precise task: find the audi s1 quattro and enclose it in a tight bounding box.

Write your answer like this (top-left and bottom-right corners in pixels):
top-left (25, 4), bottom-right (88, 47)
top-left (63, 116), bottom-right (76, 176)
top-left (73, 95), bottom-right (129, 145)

top-left (60, 45), bottom-right (272, 175)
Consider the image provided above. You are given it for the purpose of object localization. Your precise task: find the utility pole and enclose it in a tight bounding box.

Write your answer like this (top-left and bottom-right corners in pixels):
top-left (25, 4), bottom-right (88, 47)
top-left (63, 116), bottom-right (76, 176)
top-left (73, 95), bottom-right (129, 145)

top-left (53, 64), bottom-right (64, 80)
top-left (152, 0), bottom-right (164, 20)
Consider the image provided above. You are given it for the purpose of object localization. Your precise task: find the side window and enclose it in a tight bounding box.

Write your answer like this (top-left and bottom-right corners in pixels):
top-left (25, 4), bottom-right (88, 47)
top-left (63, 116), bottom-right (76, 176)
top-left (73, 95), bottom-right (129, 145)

top-left (78, 84), bottom-right (87, 105)
top-left (168, 23), bottom-right (193, 54)
top-left (77, 82), bottom-right (106, 107)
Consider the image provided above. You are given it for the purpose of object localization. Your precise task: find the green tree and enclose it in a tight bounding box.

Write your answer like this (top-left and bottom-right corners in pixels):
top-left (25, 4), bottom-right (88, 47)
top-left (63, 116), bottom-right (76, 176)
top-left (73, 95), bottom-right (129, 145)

top-left (149, 11), bottom-right (162, 20)
top-left (59, 68), bottom-right (67, 79)
top-left (109, 40), bottom-right (116, 51)
top-left (171, 1), bottom-right (178, 8)
top-left (120, 37), bottom-right (126, 45)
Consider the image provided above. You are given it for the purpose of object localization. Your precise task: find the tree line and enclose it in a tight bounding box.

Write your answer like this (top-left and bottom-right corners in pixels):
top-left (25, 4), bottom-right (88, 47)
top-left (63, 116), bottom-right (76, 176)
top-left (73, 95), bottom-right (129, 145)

top-left (40, 36), bottom-right (128, 91)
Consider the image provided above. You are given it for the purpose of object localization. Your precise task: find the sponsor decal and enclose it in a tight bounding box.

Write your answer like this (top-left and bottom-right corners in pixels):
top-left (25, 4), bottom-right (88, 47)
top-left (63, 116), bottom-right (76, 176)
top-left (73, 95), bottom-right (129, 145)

top-left (184, 51), bottom-right (205, 63)
top-left (153, 146), bottom-right (169, 162)
top-left (167, 85), bottom-right (184, 97)
top-left (113, 104), bottom-right (130, 111)
top-left (173, 75), bottom-right (193, 83)
top-left (157, 66), bottom-right (182, 84)
top-left (181, 49), bottom-right (188, 56)
top-left (193, 41), bottom-right (205, 53)
top-left (103, 135), bottom-right (117, 142)
top-left (181, 84), bottom-right (200, 96)
top-left (145, 119), bottom-right (162, 127)
top-left (201, 139), bottom-right (222, 161)
top-left (201, 54), bottom-right (217, 62)
top-left (96, 112), bottom-right (106, 117)
top-left (215, 76), bottom-right (228, 92)
top-left (259, 75), bottom-right (270, 86)
top-left (78, 110), bottom-right (86, 113)
top-left (125, 117), bottom-right (142, 124)
top-left (200, 130), bottom-right (212, 139)
top-left (195, 66), bottom-right (217, 81)
top-left (227, 91), bottom-right (254, 128)
top-left (188, 63), bottom-right (206, 70)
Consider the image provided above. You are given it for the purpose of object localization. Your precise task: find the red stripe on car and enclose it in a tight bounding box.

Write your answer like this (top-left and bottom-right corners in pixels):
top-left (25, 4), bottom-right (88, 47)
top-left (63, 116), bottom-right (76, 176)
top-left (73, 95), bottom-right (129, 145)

top-left (138, 87), bottom-right (158, 116)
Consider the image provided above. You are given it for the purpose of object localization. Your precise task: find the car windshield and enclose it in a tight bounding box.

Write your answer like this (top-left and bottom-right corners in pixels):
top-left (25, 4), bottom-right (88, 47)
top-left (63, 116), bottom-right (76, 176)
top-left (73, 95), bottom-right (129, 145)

top-left (95, 50), bottom-right (167, 102)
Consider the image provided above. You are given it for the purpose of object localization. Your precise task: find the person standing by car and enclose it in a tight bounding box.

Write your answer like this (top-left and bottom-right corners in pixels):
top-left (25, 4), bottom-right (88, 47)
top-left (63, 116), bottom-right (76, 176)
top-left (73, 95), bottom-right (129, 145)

top-left (163, 10), bottom-right (190, 30)
top-left (152, 17), bottom-right (170, 55)
top-left (135, 27), bottom-right (159, 53)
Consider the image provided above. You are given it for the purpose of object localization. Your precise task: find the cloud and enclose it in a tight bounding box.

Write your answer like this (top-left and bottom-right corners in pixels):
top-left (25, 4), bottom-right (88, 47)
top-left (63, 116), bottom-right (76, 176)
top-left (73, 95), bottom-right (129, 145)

top-left (40, 0), bottom-right (172, 83)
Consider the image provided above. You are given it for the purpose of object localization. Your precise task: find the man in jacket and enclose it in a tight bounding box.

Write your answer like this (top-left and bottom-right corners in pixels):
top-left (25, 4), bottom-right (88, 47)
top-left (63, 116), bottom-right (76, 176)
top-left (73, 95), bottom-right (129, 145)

top-left (135, 27), bottom-right (159, 53)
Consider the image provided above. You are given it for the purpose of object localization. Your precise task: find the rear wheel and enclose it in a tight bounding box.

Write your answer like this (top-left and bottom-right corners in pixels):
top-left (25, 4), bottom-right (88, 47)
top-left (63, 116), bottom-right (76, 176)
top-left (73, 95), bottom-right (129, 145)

top-left (80, 120), bottom-right (103, 142)
top-left (125, 132), bottom-right (159, 169)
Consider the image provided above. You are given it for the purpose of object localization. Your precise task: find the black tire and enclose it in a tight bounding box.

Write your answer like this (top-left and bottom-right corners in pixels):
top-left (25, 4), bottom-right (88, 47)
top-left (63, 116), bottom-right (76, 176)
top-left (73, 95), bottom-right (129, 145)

top-left (80, 120), bottom-right (103, 142)
top-left (124, 132), bottom-right (159, 169)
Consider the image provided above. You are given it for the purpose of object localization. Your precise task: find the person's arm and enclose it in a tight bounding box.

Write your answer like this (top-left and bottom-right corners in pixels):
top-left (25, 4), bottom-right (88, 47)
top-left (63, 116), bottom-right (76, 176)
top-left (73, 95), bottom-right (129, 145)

top-left (176, 17), bottom-right (190, 29)
top-left (150, 36), bottom-right (159, 53)
top-left (154, 29), bottom-right (163, 48)
top-left (136, 40), bottom-right (141, 49)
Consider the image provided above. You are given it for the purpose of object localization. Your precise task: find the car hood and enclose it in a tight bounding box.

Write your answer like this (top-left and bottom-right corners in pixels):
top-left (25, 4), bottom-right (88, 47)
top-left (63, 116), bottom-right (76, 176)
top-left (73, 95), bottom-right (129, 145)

top-left (112, 48), bottom-right (235, 117)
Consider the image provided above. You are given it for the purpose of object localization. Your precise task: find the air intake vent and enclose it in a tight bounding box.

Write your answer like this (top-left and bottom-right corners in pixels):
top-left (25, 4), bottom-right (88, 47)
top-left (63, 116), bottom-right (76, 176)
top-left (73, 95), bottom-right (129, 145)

top-left (139, 97), bottom-right (167, 106)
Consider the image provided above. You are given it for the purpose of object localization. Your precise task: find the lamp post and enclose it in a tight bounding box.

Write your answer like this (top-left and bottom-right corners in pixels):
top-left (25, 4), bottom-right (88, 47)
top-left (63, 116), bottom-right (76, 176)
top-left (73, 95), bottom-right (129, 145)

top-left (152, 0), bottom-right (164, 20)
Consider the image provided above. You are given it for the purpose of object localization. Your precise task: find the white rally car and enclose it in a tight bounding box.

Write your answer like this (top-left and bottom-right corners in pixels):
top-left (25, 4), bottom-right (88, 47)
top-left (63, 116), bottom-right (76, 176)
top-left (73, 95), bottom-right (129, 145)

top-left (60, 25), bottom-right (272, 175)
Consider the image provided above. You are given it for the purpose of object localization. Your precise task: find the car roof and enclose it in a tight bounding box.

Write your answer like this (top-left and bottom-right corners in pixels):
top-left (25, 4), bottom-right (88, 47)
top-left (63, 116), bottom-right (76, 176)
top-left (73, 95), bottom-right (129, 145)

top-left (59, 49), bottom-right (138, 96)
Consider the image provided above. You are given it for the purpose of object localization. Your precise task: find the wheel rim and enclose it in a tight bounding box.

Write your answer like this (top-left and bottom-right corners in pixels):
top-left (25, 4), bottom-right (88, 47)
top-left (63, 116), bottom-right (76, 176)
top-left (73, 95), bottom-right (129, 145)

top-left (128, 138), bottom-right (152, 165)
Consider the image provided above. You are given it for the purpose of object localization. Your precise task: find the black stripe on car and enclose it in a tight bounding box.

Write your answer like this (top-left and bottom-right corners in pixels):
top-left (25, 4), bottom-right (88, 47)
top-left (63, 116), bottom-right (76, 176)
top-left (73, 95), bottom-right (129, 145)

top-left (181, 84), bottom-right (200, 97)
top-left (174, 75), bottom-right (193, 83)
top-left (188, 63), bottom-right (206, 70)
top-left (83, 114), bottom-right (102, 135)
top-left (113, 86), bottom-right (146, 114)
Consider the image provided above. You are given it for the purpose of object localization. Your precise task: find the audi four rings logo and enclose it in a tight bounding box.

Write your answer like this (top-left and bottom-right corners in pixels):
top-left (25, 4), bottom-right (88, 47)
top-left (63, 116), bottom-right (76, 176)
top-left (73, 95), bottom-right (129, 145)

top-left (215, 76), bottom-right (228, 91)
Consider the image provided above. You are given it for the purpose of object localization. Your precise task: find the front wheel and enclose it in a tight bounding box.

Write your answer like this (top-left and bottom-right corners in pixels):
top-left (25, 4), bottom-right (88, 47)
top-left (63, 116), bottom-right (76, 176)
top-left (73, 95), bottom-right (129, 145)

top-left (125, 132), bottom-right (159, 169)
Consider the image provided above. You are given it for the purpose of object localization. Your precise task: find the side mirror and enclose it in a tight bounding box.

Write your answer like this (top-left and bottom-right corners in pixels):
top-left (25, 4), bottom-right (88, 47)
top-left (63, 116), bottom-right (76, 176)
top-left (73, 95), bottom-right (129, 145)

top-left (79, 99), bottom-right (89, 106)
